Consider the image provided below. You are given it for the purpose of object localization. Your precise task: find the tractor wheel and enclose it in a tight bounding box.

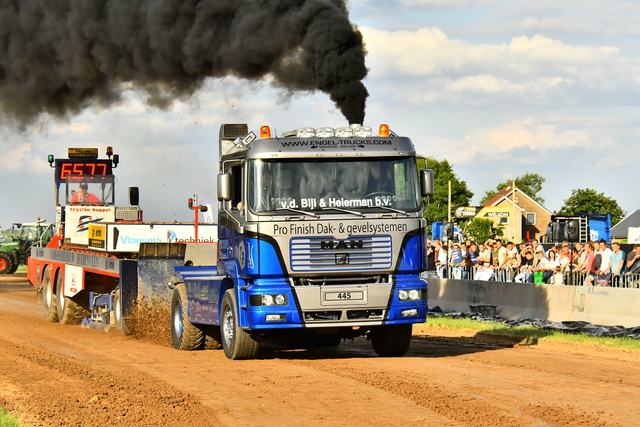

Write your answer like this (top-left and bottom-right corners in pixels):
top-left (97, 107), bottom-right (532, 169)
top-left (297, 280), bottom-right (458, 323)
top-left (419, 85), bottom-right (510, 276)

top-left (8, 263), bottom-right (18, 274)
top-left (56, 272), bottom-right (87, 325)
top-left (370, 324), bottom-right (413, 357)
top-left (0, 252), bottom-right (14, 275)
top-left (42, 268), bottom-right (58, 322)
top-left (203, 326), bottom-right (223, 350)
top-left (221, 289), bottom-right (260, 360)
top-left (171, 283), bottom-right (204, 350)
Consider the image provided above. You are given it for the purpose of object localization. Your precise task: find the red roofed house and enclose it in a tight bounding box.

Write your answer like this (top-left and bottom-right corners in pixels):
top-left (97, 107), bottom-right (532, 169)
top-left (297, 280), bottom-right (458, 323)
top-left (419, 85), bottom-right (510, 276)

top-left (476, 185), bottom-right (552, 243)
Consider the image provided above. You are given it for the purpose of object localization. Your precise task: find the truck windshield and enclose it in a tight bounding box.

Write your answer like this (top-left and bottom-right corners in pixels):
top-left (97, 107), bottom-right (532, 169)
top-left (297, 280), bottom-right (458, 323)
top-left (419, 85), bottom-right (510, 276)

top-left (248, 157), bottom-right (421, 213)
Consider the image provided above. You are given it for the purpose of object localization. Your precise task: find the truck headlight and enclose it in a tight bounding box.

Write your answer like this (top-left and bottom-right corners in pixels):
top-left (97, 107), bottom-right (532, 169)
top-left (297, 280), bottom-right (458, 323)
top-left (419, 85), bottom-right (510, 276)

top-left (250, 294), bottom-right (289, 306)
top-left (398, 289), bottom-right (424, 301)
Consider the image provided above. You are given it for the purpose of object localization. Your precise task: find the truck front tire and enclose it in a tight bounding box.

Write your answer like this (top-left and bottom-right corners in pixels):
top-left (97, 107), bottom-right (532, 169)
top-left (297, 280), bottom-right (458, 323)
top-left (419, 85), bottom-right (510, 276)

top-left (221, 289), bottom-right (259, 360)
top-left (56, 273), bottom-right (87, 325)
top-left (171, 283), bottom-right (204, 350)
top-left (370, 324), bottom-right (413, 357)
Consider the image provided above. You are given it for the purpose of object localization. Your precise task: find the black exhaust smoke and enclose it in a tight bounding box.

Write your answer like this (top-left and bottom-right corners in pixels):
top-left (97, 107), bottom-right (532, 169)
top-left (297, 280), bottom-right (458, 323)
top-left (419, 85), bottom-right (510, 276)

top-left (0, 0), bottom-right (368, 127)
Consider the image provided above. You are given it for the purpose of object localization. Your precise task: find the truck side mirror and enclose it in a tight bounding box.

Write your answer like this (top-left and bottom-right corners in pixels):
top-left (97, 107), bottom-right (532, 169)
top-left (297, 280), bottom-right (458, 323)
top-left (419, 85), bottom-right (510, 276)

top-left (217, 173), bottom-right (231, 201)
top-left (129, 187), bottom-right (139, 206)
top-left (421, 169), bottom-right (434, 197)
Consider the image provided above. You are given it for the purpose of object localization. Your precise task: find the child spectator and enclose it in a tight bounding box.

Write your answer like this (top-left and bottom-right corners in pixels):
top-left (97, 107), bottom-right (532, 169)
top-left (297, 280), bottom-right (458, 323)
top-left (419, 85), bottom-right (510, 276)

top-left (549, 266), bottom-right (564, 285)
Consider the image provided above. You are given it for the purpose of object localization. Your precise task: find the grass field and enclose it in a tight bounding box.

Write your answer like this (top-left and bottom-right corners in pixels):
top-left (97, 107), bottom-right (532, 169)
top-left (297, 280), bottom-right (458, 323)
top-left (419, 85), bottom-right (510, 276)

top-left (0, 410), bottom-right (22, 427)
top-left (426, 315), bottom-right (640, 351)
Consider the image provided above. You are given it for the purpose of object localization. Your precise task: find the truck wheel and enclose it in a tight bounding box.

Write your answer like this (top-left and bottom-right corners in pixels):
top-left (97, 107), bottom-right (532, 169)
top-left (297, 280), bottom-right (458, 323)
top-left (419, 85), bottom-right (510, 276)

top-left (0, 252), bottom-right (14, 275)
top-left (56, 273), bottom-right (86, 325)
top-left (113, 289), bottom-right (128, 335)
top-left (370, 324), bottom-right (413, 357)
top-left (204, 326), bottom-right (223, 350)
top-left (171, 283), bottom-right (204, 350)
top-left (42, 268), bottom-right (58, 322)
top-left (221, 289), bottom-right (259, 360)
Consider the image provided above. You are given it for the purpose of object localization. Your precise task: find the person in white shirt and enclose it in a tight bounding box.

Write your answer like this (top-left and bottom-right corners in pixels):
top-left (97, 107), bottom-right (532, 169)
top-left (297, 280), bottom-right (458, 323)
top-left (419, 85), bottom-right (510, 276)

top-left (585, 240), bottom-right (613, 286)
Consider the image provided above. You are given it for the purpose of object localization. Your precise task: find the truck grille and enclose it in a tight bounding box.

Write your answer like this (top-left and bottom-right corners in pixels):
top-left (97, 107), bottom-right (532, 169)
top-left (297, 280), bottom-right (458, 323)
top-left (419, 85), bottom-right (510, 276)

top-left (290, 235), bottom-right (392, 271)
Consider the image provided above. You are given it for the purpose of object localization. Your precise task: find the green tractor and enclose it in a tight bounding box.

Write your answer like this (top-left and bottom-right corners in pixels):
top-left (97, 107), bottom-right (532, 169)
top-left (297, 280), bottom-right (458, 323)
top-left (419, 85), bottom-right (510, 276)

top-left (0, 220), bottom-right (54, 274)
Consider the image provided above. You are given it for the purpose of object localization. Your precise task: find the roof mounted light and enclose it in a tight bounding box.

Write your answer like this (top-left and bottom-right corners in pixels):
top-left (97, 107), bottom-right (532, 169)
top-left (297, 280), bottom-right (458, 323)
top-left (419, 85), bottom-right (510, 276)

top-left (315, 127), bottom-right (335, 138)
top-left (335, 127), bottom-right (353, 137)
top-left (260, 126), bottom-right (271, 139)
top-left (353, 125), bottom-right (372, 138)
top-left (379, 124), bottom-right (390, 137)
top-left (297, 127), bottom-right (315, 138)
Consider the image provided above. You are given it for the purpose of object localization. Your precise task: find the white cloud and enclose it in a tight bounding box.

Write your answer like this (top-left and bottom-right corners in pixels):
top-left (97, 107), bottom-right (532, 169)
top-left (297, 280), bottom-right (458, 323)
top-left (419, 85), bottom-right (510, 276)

top-left (0, 143), bottom-right (32, 172)
top-left (398, 0), bottom-right (475, 7)
top-left (462, 118), bottom-right (590, 158)
top-left (360, 26), bottom-right (637, 107)
top-left (412, 117), bottom-right (593, 167)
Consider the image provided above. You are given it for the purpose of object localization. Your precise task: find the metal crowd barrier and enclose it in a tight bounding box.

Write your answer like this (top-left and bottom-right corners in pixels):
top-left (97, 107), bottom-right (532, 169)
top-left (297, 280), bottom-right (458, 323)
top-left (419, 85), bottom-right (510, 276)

top-left (438, 265), bottom-right (640, 289)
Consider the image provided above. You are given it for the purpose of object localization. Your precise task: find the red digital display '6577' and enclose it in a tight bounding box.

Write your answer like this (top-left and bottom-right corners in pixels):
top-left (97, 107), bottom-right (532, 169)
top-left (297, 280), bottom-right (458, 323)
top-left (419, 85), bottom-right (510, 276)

top-left (55, 160), bottom-right (113, 183)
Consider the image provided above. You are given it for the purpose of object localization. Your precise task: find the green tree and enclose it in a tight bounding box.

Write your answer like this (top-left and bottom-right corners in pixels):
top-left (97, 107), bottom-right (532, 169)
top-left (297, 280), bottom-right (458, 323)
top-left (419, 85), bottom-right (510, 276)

top-left (462, 218), bottom-right (504, 244)
top-left (480, 173), bottom-right (546, 205)
top-left (417, 157), bottom-right (473, 223)
top-left (556, 188), bottom-right (626, 226)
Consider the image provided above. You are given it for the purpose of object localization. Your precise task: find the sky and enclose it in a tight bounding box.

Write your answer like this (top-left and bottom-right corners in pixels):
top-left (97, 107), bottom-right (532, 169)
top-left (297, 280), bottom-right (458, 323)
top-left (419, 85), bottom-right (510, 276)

top-left (1, 0), bottom-right (639, 229)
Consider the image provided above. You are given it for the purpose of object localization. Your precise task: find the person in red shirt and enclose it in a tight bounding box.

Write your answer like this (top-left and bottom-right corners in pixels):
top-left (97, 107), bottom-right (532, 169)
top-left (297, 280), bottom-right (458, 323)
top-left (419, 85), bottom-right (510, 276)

top-left (71, 183), bottom-right (100, 203)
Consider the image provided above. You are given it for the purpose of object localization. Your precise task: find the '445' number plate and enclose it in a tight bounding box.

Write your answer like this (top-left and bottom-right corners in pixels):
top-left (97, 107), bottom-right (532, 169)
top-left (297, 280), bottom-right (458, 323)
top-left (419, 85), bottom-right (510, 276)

top-left (324, 291), bottom-right (364, 301)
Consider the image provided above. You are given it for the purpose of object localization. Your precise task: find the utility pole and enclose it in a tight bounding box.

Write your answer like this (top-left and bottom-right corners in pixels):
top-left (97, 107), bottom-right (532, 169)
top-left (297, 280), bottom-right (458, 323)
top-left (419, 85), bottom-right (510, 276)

top-left (448, 181), bottom-right (451, 222)
top-left (511, 180), bottom-right (516, 242)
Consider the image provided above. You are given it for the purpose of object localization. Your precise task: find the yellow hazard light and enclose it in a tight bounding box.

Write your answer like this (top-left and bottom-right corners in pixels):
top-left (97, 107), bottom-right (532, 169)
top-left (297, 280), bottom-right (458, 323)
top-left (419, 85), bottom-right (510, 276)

top-left (260, 126), bottom-right (271, 139)
top-left (379, 124), bottom-right (390, 137)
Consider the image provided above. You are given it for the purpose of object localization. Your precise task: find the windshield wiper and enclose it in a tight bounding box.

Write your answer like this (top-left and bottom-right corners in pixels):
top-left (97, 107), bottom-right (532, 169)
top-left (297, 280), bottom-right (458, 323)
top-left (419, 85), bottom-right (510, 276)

top-left (321, 207), bottom-right (365, 218)
top-left (359, 205), bottom-right (409, 217)
top-left (275, 208), bottom-right (319, 218)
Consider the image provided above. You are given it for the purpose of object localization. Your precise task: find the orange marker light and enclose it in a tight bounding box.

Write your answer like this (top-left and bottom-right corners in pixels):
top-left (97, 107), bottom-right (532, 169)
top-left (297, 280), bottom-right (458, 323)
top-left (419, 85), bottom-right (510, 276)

top-left (260, 126), bottom-right (271, 139)
top-left (379, 124), bottom-right (390, 137)
top-left (106, 146), bottom-right (113, 156)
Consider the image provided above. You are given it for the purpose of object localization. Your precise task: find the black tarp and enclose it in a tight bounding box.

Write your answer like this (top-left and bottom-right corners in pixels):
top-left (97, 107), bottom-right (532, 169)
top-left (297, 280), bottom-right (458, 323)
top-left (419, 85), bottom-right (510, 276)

top-left (428, 306), bottom-right (640, 339)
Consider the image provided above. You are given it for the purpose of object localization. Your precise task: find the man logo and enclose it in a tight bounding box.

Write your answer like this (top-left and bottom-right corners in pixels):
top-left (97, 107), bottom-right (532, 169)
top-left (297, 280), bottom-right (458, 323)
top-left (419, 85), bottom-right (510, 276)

top-left (321, 240), bottom-right (364, 250)
top-left (335, 253), bottom-right (350, 265)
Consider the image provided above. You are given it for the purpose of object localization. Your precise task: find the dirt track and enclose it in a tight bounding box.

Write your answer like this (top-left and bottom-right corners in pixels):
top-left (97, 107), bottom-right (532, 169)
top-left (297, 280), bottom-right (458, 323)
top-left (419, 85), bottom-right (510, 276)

top-left (1, 274), bottom-right (639, 426)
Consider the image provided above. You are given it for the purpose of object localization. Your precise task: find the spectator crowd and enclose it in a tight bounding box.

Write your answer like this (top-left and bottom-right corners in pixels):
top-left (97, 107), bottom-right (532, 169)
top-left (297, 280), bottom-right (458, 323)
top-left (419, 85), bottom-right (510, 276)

top-left (426, 238), bottom-right (640, 288)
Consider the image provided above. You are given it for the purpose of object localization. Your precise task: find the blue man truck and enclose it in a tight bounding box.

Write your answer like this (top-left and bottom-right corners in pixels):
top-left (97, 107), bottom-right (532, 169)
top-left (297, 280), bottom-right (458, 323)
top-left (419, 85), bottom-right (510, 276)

top-left (29, 124), bottom-right (434, 360)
